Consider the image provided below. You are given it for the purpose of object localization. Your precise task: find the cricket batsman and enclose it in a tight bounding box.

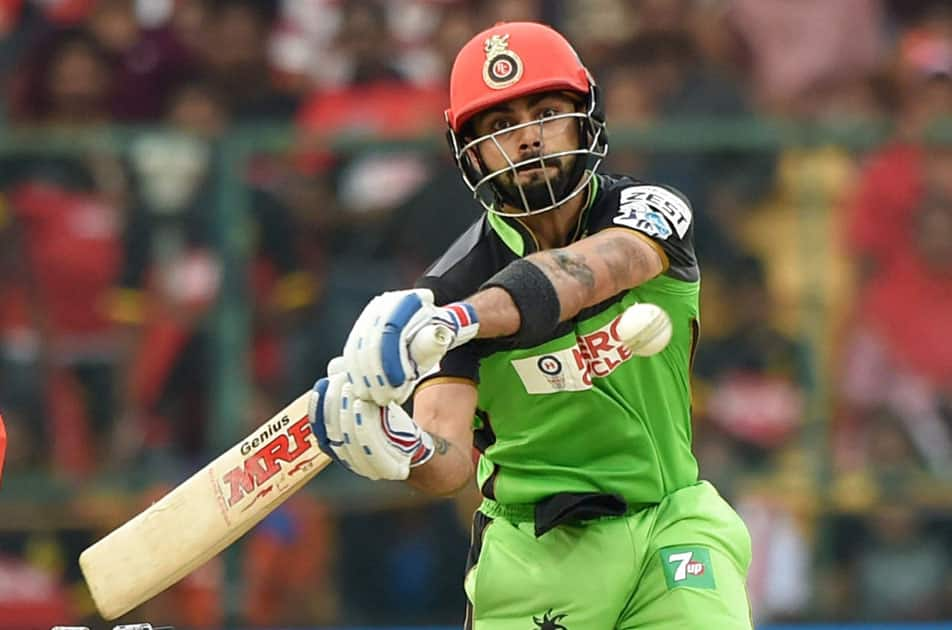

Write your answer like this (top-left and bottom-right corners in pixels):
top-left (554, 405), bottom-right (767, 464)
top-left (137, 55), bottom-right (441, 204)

top-left (310, 21), bottom-right (752, 629)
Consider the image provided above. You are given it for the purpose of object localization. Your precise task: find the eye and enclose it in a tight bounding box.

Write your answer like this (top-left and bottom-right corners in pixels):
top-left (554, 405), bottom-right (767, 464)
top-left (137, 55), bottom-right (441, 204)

top-left (539, 107), bottom-right (559, 119)
top-left (491, 119), bottom-right (512, 132)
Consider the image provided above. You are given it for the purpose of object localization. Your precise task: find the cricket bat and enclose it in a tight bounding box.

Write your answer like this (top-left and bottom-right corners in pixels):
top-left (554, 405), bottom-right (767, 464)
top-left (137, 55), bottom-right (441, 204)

top-left (80, 324), bottom-right (455, 620)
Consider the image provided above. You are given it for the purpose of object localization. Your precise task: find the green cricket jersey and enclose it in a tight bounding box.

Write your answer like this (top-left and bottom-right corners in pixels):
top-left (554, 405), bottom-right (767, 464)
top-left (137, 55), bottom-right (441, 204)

top-left (415, 173), bottom-right (700, 507)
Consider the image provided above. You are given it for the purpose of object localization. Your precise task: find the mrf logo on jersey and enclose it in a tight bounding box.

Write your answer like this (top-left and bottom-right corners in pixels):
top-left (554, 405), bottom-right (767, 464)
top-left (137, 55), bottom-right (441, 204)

top-left (218, 415), bottom-right (316, 510)
top-left (614, 185), bottom-right (692, 241)
top-left (511, 313), bottom-right (637, 394)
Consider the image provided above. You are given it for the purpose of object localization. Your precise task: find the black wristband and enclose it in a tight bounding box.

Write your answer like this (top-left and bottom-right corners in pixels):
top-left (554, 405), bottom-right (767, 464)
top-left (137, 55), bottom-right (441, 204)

top-left (480, 258), bottom-right (562, 347)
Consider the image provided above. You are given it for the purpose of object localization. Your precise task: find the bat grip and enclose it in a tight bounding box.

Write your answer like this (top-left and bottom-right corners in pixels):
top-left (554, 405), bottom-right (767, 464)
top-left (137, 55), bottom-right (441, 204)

top-left (408, 323), bottom-right (454, 372)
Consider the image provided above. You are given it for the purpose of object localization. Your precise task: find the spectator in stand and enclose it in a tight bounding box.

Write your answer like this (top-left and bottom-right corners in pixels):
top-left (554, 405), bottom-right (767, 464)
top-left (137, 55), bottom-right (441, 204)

top-left (694, 256), bottom-right (809, 471)
top-left (83, 0), bottom-right (195, 121)
top-left (597, 28), bottom-right (773, 274)
top-left (833, 412), bottom-right (949, 620)
top-left (840, 25), bottom-right (952, 477)
top-left (480, 0), bottom-right (544, 24)
top-left (198, 0), bottom-right (299, 123)
top-left (852, 502), bottom-right (951, 621)
top-left (114, 78), bottom-right (225, 463)
top-left (293, 0), bottom-right (449, 377)
top-left (295, 1), bottom-right (446, 137)
top-left (842, 183), bottom-right (952, 476)
top-left (334, 0), bottom-right (405, 85)
top-left (726, 0), bottom-right (887, 113)
top-left (425, 3), bottom-right (481, 82)
top-left (336, 502), bottom-right (468, 626)
top-left (167, 0), bottom-right (211, 58)
top-left (846, 6), bottom-right (952, 287)
top-left (116, 77), bottom-right (315, 465)
top-left (560, 0), bottom-right (693, 73)
top-left (693, 257), bottom-right (814, 623)
top-left (0, 28), bottom-right (127, 474)
top-left (737, 70), bottom-right (887, 343)
top-left (7, 26), bottom-right (116, 127)
top-left (242, 494), bottom-right (336, 626)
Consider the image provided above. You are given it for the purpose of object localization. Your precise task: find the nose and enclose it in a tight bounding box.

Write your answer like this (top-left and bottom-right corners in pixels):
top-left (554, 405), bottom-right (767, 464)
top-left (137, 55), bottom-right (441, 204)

top-left (515, 121), bottom-right (544, 155)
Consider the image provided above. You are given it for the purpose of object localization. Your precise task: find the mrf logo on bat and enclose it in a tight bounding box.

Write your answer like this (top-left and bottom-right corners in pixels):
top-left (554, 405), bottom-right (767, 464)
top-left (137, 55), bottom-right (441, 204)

top-left (217, 414), bottom-right (317, 509)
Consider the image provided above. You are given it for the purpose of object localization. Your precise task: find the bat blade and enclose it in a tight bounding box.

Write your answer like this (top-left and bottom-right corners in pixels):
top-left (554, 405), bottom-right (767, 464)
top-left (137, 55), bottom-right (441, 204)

top-left (80, 393), bottom-right (332, 620)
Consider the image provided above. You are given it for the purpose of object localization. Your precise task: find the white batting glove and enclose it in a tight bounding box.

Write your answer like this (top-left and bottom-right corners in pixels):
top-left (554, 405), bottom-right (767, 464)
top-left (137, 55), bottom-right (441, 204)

top-left (308, 357), bottom-right (435, 480)
top-left (342, 289), bottom-right (478, 406)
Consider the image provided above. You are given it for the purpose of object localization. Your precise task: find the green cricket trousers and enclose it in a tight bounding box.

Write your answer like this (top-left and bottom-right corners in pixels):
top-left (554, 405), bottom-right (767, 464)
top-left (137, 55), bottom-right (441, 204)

top-left (463, 481), bottom-right (753, 629)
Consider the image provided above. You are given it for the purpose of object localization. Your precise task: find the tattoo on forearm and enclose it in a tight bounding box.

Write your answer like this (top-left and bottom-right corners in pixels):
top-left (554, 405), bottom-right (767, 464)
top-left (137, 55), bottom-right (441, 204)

top-left (432, 435), bottom-right (451, 456)
top-left (601, 236), bottom-right (647, 291)
top-left (543, 248), bottom-right (596, 289)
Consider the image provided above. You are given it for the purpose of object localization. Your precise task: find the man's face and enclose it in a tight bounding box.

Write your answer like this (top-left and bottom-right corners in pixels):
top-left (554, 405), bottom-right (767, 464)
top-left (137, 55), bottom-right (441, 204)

top-left (468, 91), bottom-right (582, 211)
top-left (48, 43), bottom-right (111, 119)
top-left (206, 7), bottom-right (267, 76)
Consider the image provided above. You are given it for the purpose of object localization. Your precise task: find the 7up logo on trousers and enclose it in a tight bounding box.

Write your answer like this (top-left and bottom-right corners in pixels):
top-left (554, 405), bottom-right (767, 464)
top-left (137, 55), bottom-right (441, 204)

top-left (660, 546), bottom-right (716, 590)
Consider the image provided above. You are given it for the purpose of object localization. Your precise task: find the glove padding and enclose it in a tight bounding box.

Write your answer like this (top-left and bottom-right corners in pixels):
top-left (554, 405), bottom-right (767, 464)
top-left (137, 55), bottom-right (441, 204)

top-left (342, 289), bottom-right (478, 406)
top-left (308, 357), bottom-right (434, 481)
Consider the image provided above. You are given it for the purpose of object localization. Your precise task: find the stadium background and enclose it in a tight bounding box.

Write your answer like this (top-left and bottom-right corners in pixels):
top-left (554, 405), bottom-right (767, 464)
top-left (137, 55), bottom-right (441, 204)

top-left (1, 0), bottom-right (952, 628)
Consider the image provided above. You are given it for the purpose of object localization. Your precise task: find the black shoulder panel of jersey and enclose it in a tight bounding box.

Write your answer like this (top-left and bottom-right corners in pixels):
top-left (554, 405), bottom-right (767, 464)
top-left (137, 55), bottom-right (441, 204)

top-left (415, 213), bottom-right (528, 305)
top-left (586, 173), bottom-right (700, 282)
top-left (418, 215), bottom-right (495, 305)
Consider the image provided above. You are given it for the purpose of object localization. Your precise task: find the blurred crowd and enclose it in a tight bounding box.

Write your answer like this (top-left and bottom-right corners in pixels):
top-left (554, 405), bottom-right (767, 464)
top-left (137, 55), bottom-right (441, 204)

top-left (1, 0), bottom-right (952, 627)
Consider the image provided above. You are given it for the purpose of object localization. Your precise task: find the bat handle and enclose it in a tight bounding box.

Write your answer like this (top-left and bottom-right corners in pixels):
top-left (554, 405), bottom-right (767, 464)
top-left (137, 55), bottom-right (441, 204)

top-left (409, 323), bottom-right (454, 372)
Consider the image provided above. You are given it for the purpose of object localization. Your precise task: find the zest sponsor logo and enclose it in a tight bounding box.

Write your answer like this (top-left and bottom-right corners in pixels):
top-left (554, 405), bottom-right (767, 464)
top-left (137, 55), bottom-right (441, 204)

top-left (220, 416), bottom-right (314, 508)
top-left (614, 185), bottom-right (692, 240)
top-left (511, 314), bottom-right (633, 394)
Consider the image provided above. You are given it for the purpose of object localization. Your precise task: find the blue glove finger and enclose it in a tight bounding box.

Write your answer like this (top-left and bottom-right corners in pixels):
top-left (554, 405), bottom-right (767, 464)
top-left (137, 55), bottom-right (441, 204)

top-left (308, 377), bottom-right (345, 465)
top-left (380, 292), bottom-right (425, 388)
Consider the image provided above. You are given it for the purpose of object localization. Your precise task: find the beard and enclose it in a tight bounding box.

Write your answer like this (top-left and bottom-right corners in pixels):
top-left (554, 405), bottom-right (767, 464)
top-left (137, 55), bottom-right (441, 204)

top-left (494, 153), bottom-right (579, 212)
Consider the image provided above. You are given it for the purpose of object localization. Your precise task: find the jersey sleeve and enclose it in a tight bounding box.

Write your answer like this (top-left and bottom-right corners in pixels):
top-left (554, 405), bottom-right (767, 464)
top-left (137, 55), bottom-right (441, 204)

top-left (593, 183), bottom-right (699, 282)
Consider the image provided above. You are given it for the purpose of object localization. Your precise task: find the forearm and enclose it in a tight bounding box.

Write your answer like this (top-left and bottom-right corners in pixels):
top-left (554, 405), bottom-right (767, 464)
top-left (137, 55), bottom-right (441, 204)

top-left (466, 231), bottom-right (663, 340)
top-left (526, 233), bottom-right (654, 318)
top-left (407, 432), bottom-right (474, 496)
top-left (407, 381), bottom-right (478, 496)
top-left (466, 287), bottom-right (520, 337)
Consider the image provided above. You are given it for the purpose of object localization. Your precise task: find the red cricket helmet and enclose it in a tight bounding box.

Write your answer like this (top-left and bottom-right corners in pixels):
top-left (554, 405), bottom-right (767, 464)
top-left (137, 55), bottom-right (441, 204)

top-left (445, 22), bottom-right (608, 216)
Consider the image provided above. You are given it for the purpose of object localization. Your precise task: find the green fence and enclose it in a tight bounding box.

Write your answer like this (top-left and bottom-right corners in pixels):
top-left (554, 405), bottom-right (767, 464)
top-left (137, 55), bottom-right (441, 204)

top-left (2, 120), bottom-right (950, 626)
top-left (0, 119), bottom-right (898, 454)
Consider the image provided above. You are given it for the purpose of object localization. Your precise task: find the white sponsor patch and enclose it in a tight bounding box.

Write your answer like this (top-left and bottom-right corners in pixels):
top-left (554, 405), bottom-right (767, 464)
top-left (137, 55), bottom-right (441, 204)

top-left (511, 314), bottom-right (635, 394)
top-left (614, 185), bottom-right (692, 240)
